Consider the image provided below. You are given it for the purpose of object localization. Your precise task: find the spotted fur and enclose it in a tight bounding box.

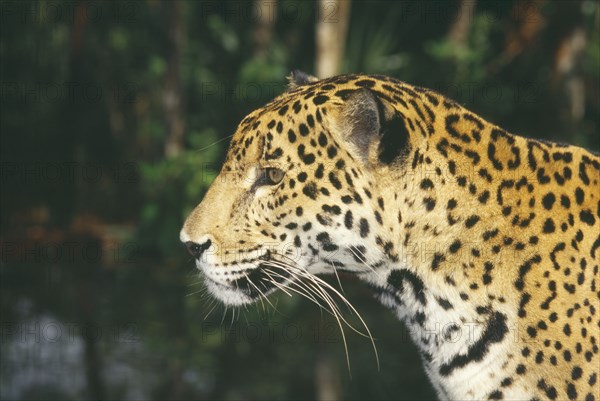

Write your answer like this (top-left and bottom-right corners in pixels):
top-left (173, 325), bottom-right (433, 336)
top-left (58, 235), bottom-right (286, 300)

top-left (181, 73), bottom-right (600, 401)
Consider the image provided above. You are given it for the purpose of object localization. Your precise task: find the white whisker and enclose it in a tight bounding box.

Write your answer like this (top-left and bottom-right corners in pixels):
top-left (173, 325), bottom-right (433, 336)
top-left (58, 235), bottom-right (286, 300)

top-left (330, 261), bottom-right (346, 297)
top-left (264, 256), bottom-right (380, 372)
top-left (204, 300), bottom-right (219, 321)
top-left (195, 134), bottom-right (235, 153)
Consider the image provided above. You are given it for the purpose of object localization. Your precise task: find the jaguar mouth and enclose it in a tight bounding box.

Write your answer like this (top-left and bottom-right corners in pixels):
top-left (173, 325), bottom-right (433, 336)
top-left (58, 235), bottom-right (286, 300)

top-left (202, 259), bottom-right (293, 305)
top-left (196, 250), bottom-right (379, 366)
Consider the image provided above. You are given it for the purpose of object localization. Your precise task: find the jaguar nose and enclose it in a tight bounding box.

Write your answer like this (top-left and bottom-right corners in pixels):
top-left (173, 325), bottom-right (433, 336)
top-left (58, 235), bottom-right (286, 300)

top-left (184, 239), bottom-right (212, 260)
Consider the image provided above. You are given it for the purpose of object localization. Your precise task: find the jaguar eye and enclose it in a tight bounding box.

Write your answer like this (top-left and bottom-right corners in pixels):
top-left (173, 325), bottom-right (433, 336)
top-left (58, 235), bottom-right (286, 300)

top-left (265, 167), bottom-right (285, 185)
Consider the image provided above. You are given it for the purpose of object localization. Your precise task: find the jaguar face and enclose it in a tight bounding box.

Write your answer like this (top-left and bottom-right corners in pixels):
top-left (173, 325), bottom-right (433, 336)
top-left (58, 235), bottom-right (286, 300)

top-left (180, 73), bottom-right (402, 306)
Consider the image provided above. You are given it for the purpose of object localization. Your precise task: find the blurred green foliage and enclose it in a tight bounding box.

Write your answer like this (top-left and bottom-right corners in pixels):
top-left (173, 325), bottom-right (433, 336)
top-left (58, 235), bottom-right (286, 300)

top-left (1, 1), bottom-right (599, 400)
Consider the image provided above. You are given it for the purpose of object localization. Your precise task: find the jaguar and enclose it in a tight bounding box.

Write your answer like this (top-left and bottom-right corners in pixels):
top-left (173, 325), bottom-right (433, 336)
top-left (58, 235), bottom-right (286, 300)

top-left (180, 71), bottom-right (600, 400)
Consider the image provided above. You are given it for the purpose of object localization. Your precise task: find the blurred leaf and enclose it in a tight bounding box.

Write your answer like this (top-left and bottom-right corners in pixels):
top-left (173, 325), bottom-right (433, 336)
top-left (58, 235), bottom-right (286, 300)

top-left (207, 15), bottom-right (239, 53)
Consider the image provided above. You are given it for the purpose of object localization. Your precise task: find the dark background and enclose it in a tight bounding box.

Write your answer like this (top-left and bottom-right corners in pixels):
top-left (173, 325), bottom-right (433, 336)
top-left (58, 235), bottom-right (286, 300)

top-left (1, 0), bottom-right (599, 400)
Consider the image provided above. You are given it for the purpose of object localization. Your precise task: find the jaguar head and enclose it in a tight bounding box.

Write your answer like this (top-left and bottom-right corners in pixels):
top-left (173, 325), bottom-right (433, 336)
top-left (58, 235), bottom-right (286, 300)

top-left (180, 72), bottom-right (412, 305)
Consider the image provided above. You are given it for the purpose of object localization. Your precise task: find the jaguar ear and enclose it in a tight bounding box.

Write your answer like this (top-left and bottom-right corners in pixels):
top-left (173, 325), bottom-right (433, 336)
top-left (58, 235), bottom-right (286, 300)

top-left (332, 88), bottom-right (382, 164)
top-left (287, 70), bottom-right (319, 89)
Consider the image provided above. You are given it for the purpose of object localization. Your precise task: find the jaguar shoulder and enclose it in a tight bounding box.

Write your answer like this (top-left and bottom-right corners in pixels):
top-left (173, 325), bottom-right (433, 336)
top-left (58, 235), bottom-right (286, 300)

top-left (181, 72), bottom-right (600, 401)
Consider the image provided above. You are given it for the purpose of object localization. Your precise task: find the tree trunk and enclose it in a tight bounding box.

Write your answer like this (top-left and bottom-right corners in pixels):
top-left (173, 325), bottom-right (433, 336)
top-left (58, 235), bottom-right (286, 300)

top-left (315, 348), bottom-right (341, 401)
top-left (315, 0), bottom-right (351, 78)
top-left (551, 1), bottom-right (587, 140)
top-left (254, 0), bottom-right (278, 58)
top-left (448, 0), bottom-right (477, 46)
top-left (488, 0), bottom-right (545, 73)
top-left (163, 1), bottom-right (186, 158)
top-left (64, 0), bottom-right (89, 222)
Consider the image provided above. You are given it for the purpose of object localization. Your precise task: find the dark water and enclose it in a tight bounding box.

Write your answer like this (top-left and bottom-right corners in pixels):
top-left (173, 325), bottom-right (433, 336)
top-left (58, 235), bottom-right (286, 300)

top-left (1, 257), bottom-right (435, 400)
